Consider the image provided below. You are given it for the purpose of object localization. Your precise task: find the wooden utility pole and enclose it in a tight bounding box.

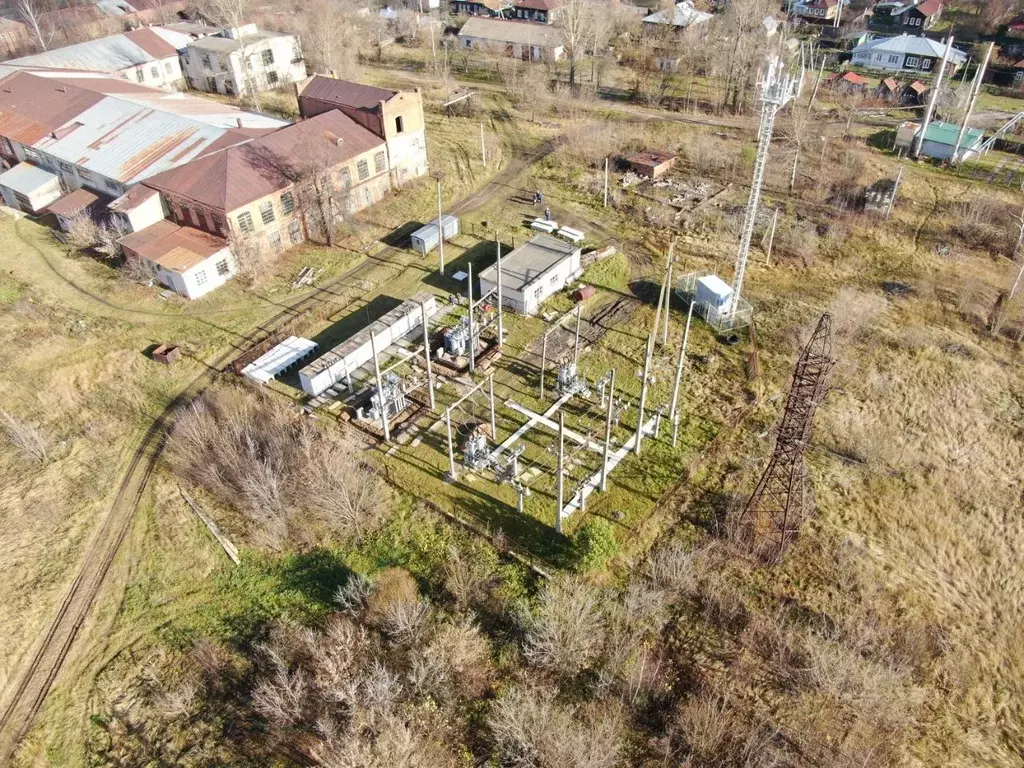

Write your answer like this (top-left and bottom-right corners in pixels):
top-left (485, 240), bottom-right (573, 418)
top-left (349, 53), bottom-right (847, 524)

top-left (600, 368), bottom-right (615, 492)
top-left (765, 209), bottom-right (779, 265)
top-left (480, 122), bottom-right (487, 167)
top-left (635, 334), bottom-right (652, 456)
top-left (885, 168), bottom-right (903, 219)
top-left (806, 56), bottom-right (826, 116)
top-left (445, 408), bottom-right (457, 481)
top-left (669, 302), bottom-right (694, 447)
top-left (603, 156), bottom-right (609, 207)
top-left (662, 257), bottom-right (674, 345)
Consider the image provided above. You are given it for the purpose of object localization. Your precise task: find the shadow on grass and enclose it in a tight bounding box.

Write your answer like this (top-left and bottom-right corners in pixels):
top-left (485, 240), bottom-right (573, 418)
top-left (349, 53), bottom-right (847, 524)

top-left (866, 129), bottom-right (897, 151)
top-left (382, 220), bottom-right (426, 248)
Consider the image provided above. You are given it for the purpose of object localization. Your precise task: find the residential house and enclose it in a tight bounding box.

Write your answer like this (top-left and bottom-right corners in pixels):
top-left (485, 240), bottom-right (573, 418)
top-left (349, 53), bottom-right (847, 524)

top-left (791, 0), bottom-right (840, 24)
top-left (456, 17), bottom-right (564, 61)
top-left (180, 24), bottom-right (306, 96)
top-left (867, 0), bottom-right (942, 36)
top-left (825, 70), bottom-right (870, 93)
top-left (4, 27), bottom-right (193, 89)
top-left (894, 119), bottom-right (983, 161)
top-left (451, 0), bottom-right (511, 18)
top-left (0, 70), bottom-right (286, 210)
top-left (141, 110), bottom-right (391, 258)
top-left (295, 75), bottom-right (428, 186)
top-left (642, 1), bottom-right (713, 32)
top-left (851, 34), bottom-right (965, 74)
top-left (119, 219), bottom-right (236, 299)
top-left (451, 0), bottom-right (557, 21)
top-left (510, 0), bottom-right (559, 24)
top-left (477, 234), bottom-right (581, 315)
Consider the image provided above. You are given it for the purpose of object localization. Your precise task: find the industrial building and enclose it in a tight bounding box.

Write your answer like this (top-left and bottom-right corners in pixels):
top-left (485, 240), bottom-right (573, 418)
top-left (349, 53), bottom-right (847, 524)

top-left (478, 234), bottom-right (581, 315)
top-left (299, 293), bottom-right (439, 396)
top-left (296, 75), bottom-right (429, 186)
top-left (118, 219), bottom-right (236, 299)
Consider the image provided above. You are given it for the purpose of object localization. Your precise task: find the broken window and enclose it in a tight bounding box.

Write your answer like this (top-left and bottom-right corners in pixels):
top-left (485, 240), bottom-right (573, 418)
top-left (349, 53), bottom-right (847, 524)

top-left (237, 211), bottom-right (254, 233)
top-left (259, 201), bottom-right (275, 224)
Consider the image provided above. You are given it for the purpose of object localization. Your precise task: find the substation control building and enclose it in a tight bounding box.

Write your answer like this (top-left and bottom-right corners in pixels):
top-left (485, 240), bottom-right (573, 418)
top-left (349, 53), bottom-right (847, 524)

top-left (410, 215), bottom-right (459, 255)
top-left (298, 292), bottom-right (438, 396)
top-left (478, 234), bottom-right (581, 315)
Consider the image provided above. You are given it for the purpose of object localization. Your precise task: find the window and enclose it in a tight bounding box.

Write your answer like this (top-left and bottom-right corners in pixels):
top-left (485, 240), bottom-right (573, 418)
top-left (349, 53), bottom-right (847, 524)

top-left (374, 150), bottom-right (386, 174)
top-left (922, 58), bottom-right (932, 70)
top-left (280, 191), bottom-right (295, 214)
top-left (195, 269), bottom-right (208, 286)
top-left (201, 53), bottom-right (211, 68)
top-left (340, 167), bottom-right (351, 188)
top-left (268, 230), bottom-right (282, 251)
top-left (906, 56), bottom-right (919, 68)
top-left (259, 201), bottom-right (275, 224)
top-left (267, 70), bottom-right (279, 85)
top-left (206, 76), bottom-right (216, 91)
top-left (357, 159), bottom-right (369, 180)
top-left (888, 54), bottom-right (900, 64)
top-left (216, 259), bottom-right (230, 276)
top-left (212, 214), bottom-right (225, 234)
top-left (262, 48), bottom-right (274, 65)
top-left (165, 61), bottom-right (173, 74)
top-left (151, 66), bottom-right (159, 79)
top-left (136, 68), bottom-right (144, 82)
top-left (180, 203), bottom-right (191, 224)
top-left (465, 39), bottom-right (472, 48)
top-left (549, 273), bottom-right (559, 286)
top-left (237, 210), bottom-right (254, 233)
top-left (289, 219), bottom-right (302, 243)
top-left (395, 115), bottom-right (404, 134)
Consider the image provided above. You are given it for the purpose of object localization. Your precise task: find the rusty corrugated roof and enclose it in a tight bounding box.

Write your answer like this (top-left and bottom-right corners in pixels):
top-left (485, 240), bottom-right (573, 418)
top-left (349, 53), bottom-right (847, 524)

top-left (299, 75), bottom-right (396, 111)
top-left (119, 219), bottom-right (226, 271)
top-left (47, 187), bottom-right (100, 216)
top-left (0, 72), bottom-right (104, 144)
top-left (143, 110), bottom-right (386, 212)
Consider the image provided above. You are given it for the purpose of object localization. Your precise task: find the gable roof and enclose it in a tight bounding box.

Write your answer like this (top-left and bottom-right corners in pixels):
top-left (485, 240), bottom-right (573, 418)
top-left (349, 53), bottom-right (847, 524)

top-left (457, 16), bottom-right (563, 46)
top-left (890, 0), bottom-right (942, 16)
top-left (514, 0), bottom-right (558, 10)
top-left (826, 71), bottom-right (869, 85)
top-left (119, 219), bottom-right (227, 271)
top-left (920, 120), bottom-right (982, 147)
top-left (142, 110), bottom-right (385, 212)
top-left (853, 33), bottom-right (966, 63)
top-left (6, 27), bottom-right (191, 73)
top-left (298, 75), bottom-right (396, 111)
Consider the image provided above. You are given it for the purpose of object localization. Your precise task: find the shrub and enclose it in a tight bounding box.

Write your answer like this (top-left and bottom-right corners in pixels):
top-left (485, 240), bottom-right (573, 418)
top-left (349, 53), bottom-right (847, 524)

top-left (573, 518), bottom-right (620, 572)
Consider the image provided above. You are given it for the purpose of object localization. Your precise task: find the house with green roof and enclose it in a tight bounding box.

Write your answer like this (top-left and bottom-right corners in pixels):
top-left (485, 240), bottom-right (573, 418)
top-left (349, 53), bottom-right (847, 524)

top-left (894, 120), bottom-right (985, 162)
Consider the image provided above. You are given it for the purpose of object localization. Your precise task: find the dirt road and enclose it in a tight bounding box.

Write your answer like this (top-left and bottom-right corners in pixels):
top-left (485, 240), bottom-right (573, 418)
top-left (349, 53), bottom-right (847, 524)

top-left (0, 136), bottom-right (563, 765)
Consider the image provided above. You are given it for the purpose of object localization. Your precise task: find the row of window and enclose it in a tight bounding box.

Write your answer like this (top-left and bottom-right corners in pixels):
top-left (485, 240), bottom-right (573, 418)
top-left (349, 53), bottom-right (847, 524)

top-left (193, 258), bottom-right (232, 288)
top-left (867, 52), bottom-right (933, 70)
top-left (903, 15), bottom-right (924, 26)
top-left (135, 60), bottom-right (175, 83)
top-left (201, 47), bottom-right (275, 72)
top-left (23, 146), bottom-right (124, 196)
top-left (177, 201), bottom-right (225, 235)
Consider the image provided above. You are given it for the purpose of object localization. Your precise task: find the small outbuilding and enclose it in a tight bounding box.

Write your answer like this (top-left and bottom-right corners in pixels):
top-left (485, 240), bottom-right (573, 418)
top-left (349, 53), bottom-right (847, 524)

top-left (895, 120), bottom-right (985, 162)
top-left (625, 150), bottom-right (677, 179)
top-left (0, 162), bottom-right (62, 214)
top-left (48, 188), bottom-right (101, 231)
top-left (410, 215), bottom-right (459, 255)
top-left (478, 234), bottom-right (581, 315)
top-left (825, 71), bottom-right (869, 94)
top-left (118, 220), bottom-right (236, 300)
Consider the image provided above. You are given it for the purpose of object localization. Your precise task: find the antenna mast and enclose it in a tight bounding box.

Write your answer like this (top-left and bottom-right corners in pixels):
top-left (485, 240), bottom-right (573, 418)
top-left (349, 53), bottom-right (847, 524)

top-left (730, 54), bottom-right (802, 321)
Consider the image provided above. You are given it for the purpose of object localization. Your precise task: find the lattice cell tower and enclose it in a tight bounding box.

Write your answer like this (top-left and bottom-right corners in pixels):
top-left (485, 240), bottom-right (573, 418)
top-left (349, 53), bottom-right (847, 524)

top-left (731, 313), bottom-right (835, 564)
top-left (729, 54), bottom-right (804, 324)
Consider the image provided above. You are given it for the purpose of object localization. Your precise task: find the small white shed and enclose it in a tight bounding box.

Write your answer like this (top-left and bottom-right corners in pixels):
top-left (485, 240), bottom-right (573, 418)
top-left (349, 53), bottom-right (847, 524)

top-left (410, 215), bottom-right (459, 255)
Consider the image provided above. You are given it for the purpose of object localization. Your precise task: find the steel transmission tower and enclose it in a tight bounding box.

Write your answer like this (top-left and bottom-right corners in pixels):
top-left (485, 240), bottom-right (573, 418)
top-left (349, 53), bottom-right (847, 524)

top-left (730, 55), bottom-right (803, 323)
top-left (731, 313), bottom-right (835, 564)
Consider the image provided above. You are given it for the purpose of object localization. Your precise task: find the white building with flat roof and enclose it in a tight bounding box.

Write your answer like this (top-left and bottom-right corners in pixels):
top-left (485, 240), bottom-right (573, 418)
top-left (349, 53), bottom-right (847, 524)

top-left (478, 234), bottom-right (581, 315)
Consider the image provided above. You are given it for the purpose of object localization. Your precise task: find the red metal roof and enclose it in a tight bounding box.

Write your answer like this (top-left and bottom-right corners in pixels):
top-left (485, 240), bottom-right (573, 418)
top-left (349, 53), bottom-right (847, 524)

top-left (0, 71), bottom-right (104, 145)
top-left (119, 219), bottom-right (226, 271)
top-left (143, 110), bottom-right (386, 212)
top-left (914, 0), bottom-right (942, 17)
top-left (514, 0), bottom-right (559, 10)
top-left (109, 184), bottom-right (159, 212)
top-left (123, 27), bottom-right (182, 58)
top-left (47, 187), bottom-right (99, 216)
top-left (298, 75), bottom-right (396, 111)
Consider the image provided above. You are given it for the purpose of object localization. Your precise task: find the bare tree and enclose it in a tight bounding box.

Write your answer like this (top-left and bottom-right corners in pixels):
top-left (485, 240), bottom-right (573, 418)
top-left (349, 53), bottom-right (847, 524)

top-left (60, 212), bottom-right (102, 252)
top-left (559, 0), bottom-right (593, 94)
top-left (0, 409), bottom-right (51, 464)
top-left (301, 0), bottom-right (361, 80)
top-left (18, 0), bottom-right (51, 51)
top-left (523, 575), bottom-right (606, 677)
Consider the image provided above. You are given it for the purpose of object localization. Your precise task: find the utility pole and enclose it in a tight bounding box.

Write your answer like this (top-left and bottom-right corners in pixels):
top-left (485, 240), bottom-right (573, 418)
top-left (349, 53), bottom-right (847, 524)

top-left (669, 302), bottom-right (694, 447)
top-left (556, 411), bottom-right (565, 534)
top-left (467, 261), bottom-right (475, 373)
top-left (765, 209), bottom-right (779, 265)
top-left (603, 156), bottom-right (609, 207)
top-left (952, 42), bottom-right (994, 164)
top-left (480, 121), bottom-right (487, 167)
top-left (420, 301), bottom-right (435, 410)
top-left (496, 235), bottom-right (504, 347)
top-left (833, 0), bottom-right (842, 27)
top-left (370, 331), bottom-right (390, 442)
top-left (445, 408), bottom-right (457, 481)
top-left (651, 244), bottom-right (672, 344)
top-left (600, 368), bottom-right (615, 491)
top-left (433, 171), bottom-right (446, 275)
top-left (573, 303), bottom-right (582, 364)
top-left (806, 55), bottom-right (825, 116)
top-left (540, 331), bottom-right (548, 401)
top-left (885, 167), bottom-right (903, 219)
top-left (914, 36), bottom-right (954, 159)
top-left (662, 256), bottom-right (674, 346)
top-left (635, 334), bottom-right (652, 456)
top-left (488, 372), bottom-right (496, 438)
